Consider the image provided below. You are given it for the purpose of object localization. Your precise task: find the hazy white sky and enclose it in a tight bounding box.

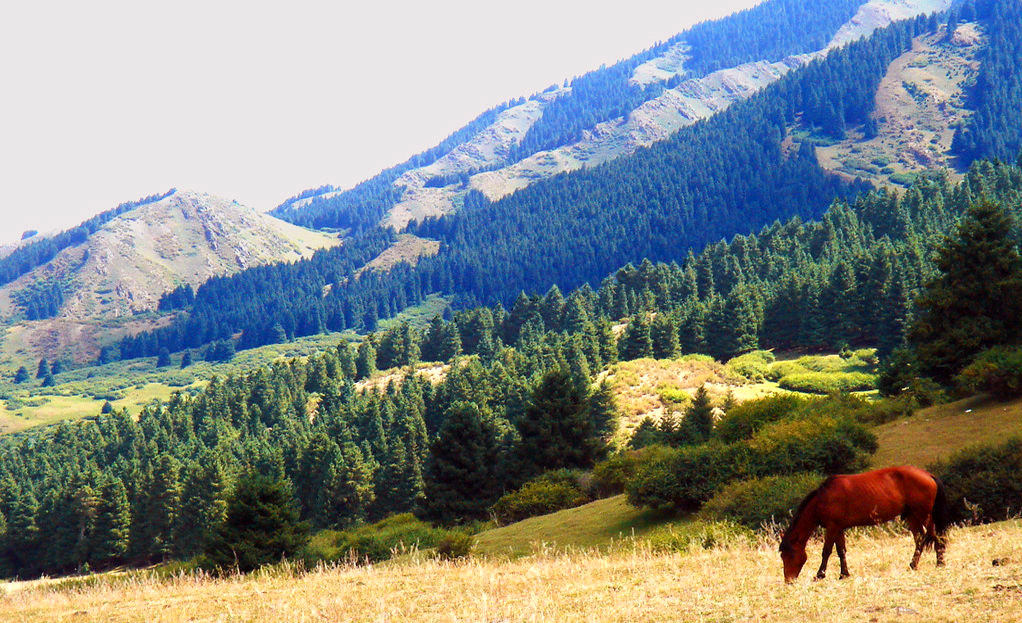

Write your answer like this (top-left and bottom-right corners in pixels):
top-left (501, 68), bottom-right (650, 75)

top-left (0, 0), bottom-right (760, 243)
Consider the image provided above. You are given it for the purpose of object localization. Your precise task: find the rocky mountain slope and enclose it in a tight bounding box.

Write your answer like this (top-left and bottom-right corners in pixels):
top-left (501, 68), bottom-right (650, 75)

top-left (282, 0), bottom-right (955, 231)
top-left (0, 190), bottom-right (339, 365)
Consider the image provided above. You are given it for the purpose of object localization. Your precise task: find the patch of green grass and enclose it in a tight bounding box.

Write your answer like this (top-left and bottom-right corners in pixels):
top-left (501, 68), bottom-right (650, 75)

top-left (473, 495), bottom-right (683, 557)
top-left (871, 396), bottom-right (1022, 469)
top-left (376, 295), bottom-right (451, 332)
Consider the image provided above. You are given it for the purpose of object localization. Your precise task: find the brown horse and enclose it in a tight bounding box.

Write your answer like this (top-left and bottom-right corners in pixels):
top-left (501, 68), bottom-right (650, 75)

top-left (779, 466), bottom-right (949, 582)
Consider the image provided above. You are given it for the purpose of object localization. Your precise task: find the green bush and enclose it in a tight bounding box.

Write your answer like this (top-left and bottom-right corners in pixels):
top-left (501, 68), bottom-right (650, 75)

top-left (645, 520), bottom-right (753, 552)
top-left (491, 477), bottom-right (588, 526)
top-left (658, 385), bottom-right (691, 405)
top-left (726, 351), bottom-right (776, 381)
top-left (932, 437), bottom-right (1022, 524)
top-left (745, 414), bottom-right (876, 476)
top-left (778, 371), bottom-right (876, 394)
top-left (626, 443), bottom-right (745, 511)
top-left (713, 394), bottom-right (810, 443)
top-left (434, 531), bottom-right (473, 560)
top-left (956, 347), bottom-right (1022, 399)
top-left (766, 360), bottom-right (809, 382)
top-left (701, 473), bottom-right (822, 529)
top-left (306, 514), bottom-right (460, 564)
top-left (626, 407), bottom-right (875, 511)
top-left (592, 446), bottom-right (674, 496)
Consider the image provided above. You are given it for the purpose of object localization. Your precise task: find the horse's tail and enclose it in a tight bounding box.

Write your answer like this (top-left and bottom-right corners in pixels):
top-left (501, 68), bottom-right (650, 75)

top-left (932, 475), bottom-right (951, 537)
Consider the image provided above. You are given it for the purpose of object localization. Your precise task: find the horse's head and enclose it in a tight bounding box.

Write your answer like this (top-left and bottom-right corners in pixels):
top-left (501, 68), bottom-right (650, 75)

top-left (780, 540), bottom-right (808, 583)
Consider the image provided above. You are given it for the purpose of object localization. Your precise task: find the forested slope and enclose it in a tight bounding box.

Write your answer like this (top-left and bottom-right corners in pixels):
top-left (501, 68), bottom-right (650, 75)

top-left (118, 14), bottom-right (937, 358)
top-left (4, 158), bottom-right (1022, 579)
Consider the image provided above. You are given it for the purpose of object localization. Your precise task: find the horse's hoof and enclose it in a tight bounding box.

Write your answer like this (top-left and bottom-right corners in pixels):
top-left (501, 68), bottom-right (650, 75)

top-left (814, 574), bottom-right (826, 581)
top-left (839, 573), bottom-right (850, 580)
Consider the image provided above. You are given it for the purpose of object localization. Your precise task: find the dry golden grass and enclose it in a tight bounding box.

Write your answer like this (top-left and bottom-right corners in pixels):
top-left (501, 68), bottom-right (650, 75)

top-left (5, 522), bottom-right (1021, 622)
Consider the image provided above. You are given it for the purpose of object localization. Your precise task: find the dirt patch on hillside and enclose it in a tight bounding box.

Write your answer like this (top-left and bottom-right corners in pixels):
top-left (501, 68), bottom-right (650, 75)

top-left (815, 24), bottom-right (983, 187)
top-left (600, 357), bottom-right (775, 446)
top-left (355, 234), bottom-right (440, 277)
top-left (355, 362), bottom-right (450, 394)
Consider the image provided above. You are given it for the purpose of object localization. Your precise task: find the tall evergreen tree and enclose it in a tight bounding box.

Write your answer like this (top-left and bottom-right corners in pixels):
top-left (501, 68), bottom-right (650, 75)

top-left (420, 402), bottom-right (502, 524)
top-left (514, 369), bottom-right (604, 480)
top-left (91, 479), bottom-right (130, 566)
top-left (678, 385), bottom-right (715, 445)
top-left (203, 472), bottom-right (309, 573)
top-left (910, 200), bottom-right (1022, 382)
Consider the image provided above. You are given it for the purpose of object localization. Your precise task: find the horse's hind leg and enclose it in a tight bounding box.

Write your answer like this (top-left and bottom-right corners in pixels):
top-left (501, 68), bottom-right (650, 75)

top-left (816, 526), bottom-right (839, 580)
top-left (907, 517), bottom-right (925, 570)
top-left (929, 520), bottom-right (946, 567)
top-left (836, 531), bottom-right (850, 579)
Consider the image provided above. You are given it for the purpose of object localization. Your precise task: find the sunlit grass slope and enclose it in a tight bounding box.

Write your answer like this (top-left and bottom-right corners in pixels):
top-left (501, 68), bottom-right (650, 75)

top-left (4, 521), bottom-right (1020, 622)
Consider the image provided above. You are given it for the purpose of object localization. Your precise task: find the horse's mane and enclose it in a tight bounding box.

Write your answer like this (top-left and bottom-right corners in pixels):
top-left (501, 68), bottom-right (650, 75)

top-left (779, 477), bottom-right (833, 552)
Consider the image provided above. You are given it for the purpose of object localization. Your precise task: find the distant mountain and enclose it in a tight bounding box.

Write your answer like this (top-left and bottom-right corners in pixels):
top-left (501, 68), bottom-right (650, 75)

top-left (271, 0), bottom-right (955, 232)
top-left (0, 190), bottom-right (339, 365)
top-left (23, 0), bottom-right (1022, 365)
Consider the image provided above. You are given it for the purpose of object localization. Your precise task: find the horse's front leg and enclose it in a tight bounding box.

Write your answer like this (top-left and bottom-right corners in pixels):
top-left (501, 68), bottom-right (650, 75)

top-left (836, 531), bottom-right (850, 579)
top-left (815, 527), bottom-right (838, 580)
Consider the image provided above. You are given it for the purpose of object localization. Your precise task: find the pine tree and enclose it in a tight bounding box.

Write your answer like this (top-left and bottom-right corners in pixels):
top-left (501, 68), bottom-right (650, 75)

top-left (180, 351), bottom-right (193, 368)
top-left (910, 200), bottom-right (1022, 382)
top-left (36, 359), bottom-right (49, 379)
top-left (157, 348), bottom-right (172, 368)
top-left (651, 313), bottom-right (680, 359)
top-left (619, 314), bottom-right (653, 360)
top-left (6, 492), bottom-right (40, 574)
top-left (175, 459), bottom-right (230, 558)
top-left (586, 381), bottom-right (619, 442)
top-left (420, 402), bottom-right (502, 524)
top-left (13, 367), bottom-right (29, 384)
top-left (320, 442), bottom-right (375, 527)
top-left (514, 369), bottom-right (603, 480)
top-left (678, 385), bottom-right (714, 444)
top-left (355, 340), bottom-right (377, 380)
top-left (203, 472), bottom-right (309, 573)
top-left (141, 455), bottom-right (181, 560)
top-left (91, 479), bottom-right (130, 566)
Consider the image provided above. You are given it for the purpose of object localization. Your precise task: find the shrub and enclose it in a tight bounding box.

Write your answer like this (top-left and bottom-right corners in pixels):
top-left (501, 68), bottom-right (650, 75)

top-left (766, 360), bottom-right (809, 381)
top-left (931, 437), bottom-right (1022, 524)
top-left (626, 443), bottom-right (745, 511)
top-left (306, 514), bottom-right (461, 564)
top-left (956, 347), bottom-right (1022, 399)
top-left (713, 394), bottom-right (810, 443)
top-left (658, 385), bottom-right (691, 405)
top-left (626, 408), bottom-right (875, 511)
top-left (726, 351), bottom-right (775, 381)
top-left (592, 446), bottom-right (675, 496)
top-left (491, 478), bottom-right (588, 526)
top-left (745, 414), bottom-right (876, 476)
top-left (778, 371), bottom-right (876, 394)
top-left (701, 473), bottom-right (822, 529)
top-left (434, 531), bottom-right (473, 560)
top-left (645, 520), bottom-right (753, 552)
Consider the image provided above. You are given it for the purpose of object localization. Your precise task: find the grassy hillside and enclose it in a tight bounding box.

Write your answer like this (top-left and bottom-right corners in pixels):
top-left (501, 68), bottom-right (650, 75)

top-left (474, 392), bottom-right (1020, 557)
top-left (474, 495), bottom-right (673, 557)
top-left (4, 521), bottom-right (1020, 622)
top-left (871, 396), bottom-right (1022, 468)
